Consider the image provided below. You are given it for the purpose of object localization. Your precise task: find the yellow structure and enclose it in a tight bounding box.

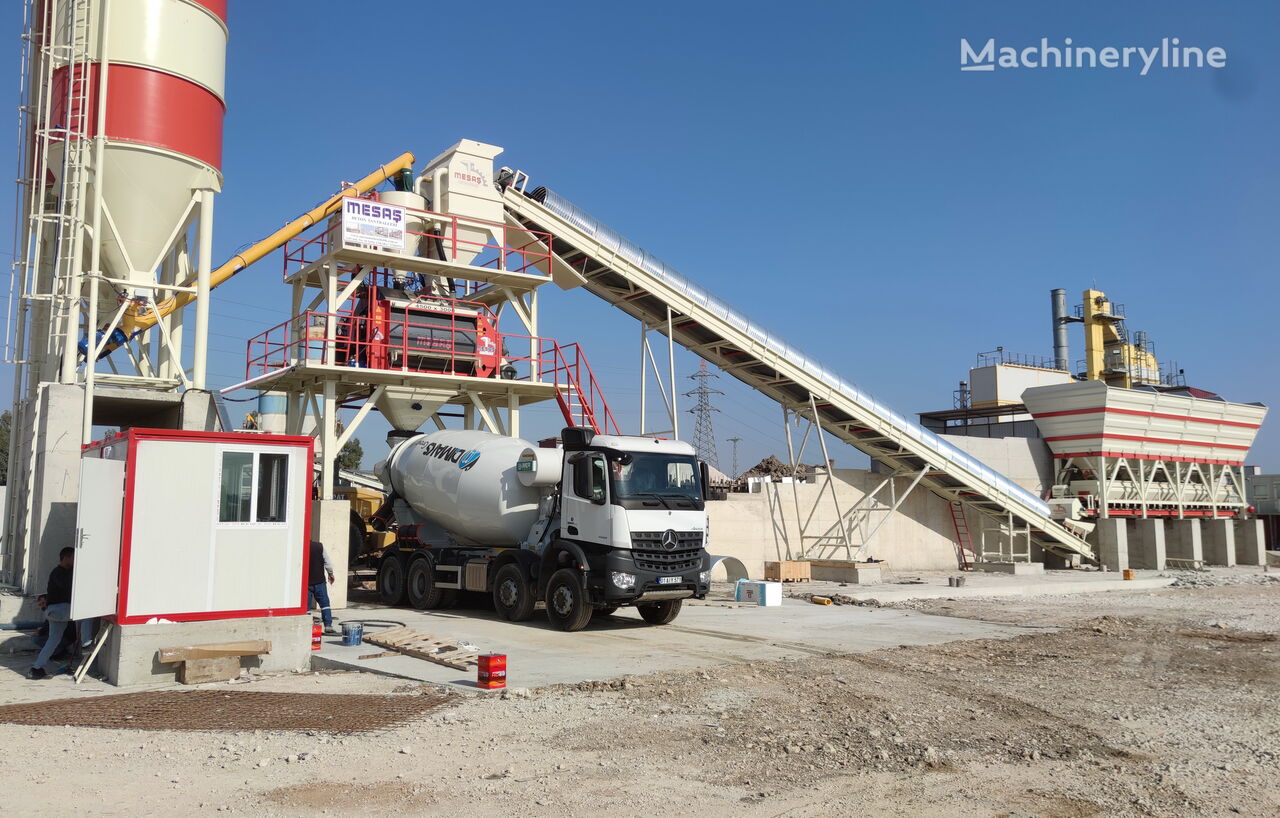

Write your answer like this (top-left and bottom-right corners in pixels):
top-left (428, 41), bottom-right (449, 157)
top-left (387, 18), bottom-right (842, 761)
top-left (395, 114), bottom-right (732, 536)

top-left (1080, 288), bottom-right (1160, 388)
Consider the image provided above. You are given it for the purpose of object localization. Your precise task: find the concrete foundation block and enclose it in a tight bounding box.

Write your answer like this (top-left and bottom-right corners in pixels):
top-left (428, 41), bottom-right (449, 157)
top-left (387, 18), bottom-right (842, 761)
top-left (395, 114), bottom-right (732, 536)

top-left (1090, 518), bottom-right (1129, 572)
top-left (1043, 553), bottom-right (1082, 570)
top-left (1130, 519), bottom-right (1167, 570)
top-left (312, 499), bottom-right (352, 610)
top-left (1166, 519), bottom-right (1204, 564)
top-left (1203, 520), bottom-right (1236, 567)
top-left (1233, 519), bottom-right (1265, 566)
top-left (808, 560), bottom-right (882, 585)
top-left (972, 561), bottom-right (1045, 576)
top-left (104, 615), bottom-right (312, 686)
top-left (178, 656), bottom-right (243, 685)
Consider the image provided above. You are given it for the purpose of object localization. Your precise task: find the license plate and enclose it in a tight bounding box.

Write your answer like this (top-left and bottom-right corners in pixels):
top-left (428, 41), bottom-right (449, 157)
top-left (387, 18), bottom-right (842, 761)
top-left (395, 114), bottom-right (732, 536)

top-left (658, 576), bottom-right (682, 585)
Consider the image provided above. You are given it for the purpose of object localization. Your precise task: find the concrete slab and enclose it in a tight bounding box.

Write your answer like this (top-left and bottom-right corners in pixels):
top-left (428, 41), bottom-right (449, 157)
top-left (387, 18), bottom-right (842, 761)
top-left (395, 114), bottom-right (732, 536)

top-left (972, 562), bottom-right (1044, 576)
top-left (311, 596), bottom-right (1032, 691)
top-left (783, 569), bottom-right (1174, 604)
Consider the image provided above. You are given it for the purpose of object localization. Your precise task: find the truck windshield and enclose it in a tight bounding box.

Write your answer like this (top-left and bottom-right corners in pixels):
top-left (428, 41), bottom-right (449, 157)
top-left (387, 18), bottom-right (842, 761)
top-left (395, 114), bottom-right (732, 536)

top-left (610, 453), bottom-right (703, 504)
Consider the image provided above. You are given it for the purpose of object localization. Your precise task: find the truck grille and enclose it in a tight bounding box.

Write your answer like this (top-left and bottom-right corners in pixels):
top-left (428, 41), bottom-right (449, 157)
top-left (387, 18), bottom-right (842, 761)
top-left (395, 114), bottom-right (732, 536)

top-left (630, 531), bottom-right (704, 573)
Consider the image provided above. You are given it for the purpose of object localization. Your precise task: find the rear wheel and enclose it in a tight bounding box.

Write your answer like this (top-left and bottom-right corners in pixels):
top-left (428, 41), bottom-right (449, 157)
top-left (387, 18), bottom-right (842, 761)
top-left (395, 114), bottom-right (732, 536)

top-left (545, 568), bottom-right (593, 632)
top-left (377, 555), bottom-right (407, 606)
top-left (493, 563), bottom-right (536, 622)
top-left (407, 557), bottom-right (454, 610)
top-left (637, 599), bottom-right (682, 625)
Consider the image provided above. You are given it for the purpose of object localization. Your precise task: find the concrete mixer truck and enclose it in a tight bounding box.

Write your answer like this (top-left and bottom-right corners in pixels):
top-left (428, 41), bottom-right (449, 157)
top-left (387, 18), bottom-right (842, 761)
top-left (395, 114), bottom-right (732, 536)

top-left (373, 426), bottom-right (711, 631)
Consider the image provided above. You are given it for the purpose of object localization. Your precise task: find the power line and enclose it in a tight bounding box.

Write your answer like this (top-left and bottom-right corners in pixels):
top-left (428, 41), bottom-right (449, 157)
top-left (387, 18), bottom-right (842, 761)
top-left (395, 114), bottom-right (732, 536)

top-left (683, 360), bottom-right (722, 468)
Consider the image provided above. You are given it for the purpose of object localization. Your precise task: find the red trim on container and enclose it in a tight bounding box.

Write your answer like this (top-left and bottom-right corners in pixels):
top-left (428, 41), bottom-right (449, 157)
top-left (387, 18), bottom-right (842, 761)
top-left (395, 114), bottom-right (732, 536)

top-left (187, 0), bottom-right (228, 23)
top-left (114, 432), bottom-right (141, 623)
top-left (1031, 405), bottom-right (1262, 429)
top-left (112, 428), bottom-right (314, 625)
top-left (1044, 432), bottom-right (1251, 451)
top-left (51, 64), bottom-right (224, 169)
top-left (1052, 450), bottom-right (1244, 466)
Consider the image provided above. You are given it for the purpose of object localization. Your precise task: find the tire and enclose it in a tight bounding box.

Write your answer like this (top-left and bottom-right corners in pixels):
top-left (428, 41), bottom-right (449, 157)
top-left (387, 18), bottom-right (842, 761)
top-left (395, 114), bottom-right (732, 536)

top-left (493, 563), bottom-right (536, 622)
top-left (593, 605), bottom-right (619, 619)
top-left (377, 555), bottom-right (407, 606)
top-left (406, 556), bottom-right (447, 610)
top-left (544, 568), bottom-right (593, 632)
top-left (637, 599), bottom-right (682, 625)
top-left (348, 521), bottom-right (365, 567)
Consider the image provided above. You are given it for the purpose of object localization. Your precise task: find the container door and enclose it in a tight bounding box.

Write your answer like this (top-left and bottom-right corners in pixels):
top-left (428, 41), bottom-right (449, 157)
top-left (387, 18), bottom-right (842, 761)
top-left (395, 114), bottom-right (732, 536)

top-left (70, 457), bottom-right (125, 620)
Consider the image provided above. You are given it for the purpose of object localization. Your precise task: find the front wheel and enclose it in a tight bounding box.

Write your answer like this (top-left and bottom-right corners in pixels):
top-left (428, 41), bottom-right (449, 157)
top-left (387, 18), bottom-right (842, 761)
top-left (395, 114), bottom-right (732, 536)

top-left (545, 568), bottom-right (593, 632)
top-left (493, 563), bottom-right (535, 622)
top-left (637, 599), bottom-right (682, 625)
top-left (377, 555), bottom-right (407, 606)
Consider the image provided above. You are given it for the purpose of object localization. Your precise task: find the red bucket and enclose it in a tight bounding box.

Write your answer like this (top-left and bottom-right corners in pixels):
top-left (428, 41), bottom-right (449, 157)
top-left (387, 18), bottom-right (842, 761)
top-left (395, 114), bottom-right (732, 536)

top-left (477, 653), bottom-right (506, 689)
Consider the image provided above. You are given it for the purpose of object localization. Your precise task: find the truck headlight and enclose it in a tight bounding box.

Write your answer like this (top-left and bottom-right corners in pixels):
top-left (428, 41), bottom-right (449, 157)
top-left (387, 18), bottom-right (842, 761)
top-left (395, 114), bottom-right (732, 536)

top-left (611, 571), bottom-right (637, 590)
top-left (699, 570), bottom-right (710, 584)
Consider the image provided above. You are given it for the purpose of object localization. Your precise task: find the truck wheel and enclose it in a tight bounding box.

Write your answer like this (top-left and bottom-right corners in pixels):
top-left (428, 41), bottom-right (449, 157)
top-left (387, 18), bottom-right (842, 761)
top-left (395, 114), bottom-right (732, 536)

top-left (493, 563), bottom-right (535, 622)
top-left (406, 557), bottom-right (446, 610)
top-left (593, 605), bottom-right (619, 619)
top-left (377, 556), bottom-right (407, 606)
top-left (637, 599), bottom-right (682, 625)
top-left (348, 521), bottom-right (365, 567)
top-left (545, 568), bottom-right (592, 632)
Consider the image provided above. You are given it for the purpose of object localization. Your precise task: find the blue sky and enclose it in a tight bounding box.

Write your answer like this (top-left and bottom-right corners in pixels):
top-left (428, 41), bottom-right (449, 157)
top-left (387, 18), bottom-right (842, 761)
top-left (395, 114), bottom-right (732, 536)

top-left (1, 0), bottom-right (1276, 472)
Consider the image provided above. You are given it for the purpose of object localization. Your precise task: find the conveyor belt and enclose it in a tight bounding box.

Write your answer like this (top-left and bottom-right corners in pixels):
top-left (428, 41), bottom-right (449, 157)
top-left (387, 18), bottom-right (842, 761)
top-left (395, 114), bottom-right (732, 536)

top-left (502, 183), bottom-right (1094, 562)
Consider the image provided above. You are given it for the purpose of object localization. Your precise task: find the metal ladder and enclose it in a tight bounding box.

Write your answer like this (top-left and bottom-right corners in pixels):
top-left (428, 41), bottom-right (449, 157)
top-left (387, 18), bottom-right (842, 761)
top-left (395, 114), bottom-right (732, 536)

top-left (949, 501), bottom-right (973, 570)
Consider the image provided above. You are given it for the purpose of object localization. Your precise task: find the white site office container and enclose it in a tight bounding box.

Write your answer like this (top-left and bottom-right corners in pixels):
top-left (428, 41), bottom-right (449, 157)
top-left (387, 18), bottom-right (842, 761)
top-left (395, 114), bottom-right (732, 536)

top-left (72, 429), bottom-right (314, 624)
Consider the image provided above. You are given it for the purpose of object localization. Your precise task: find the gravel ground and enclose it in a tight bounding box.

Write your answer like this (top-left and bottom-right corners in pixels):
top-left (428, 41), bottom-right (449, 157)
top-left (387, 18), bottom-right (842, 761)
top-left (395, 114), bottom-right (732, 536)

top-left (1, 571), bottom-right (1276, 817)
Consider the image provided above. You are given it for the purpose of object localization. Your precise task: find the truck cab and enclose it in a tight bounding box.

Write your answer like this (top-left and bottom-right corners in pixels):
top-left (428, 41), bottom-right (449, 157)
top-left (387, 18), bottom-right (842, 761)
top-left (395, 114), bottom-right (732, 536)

top-left (551, 428), bottom-right (711, 627)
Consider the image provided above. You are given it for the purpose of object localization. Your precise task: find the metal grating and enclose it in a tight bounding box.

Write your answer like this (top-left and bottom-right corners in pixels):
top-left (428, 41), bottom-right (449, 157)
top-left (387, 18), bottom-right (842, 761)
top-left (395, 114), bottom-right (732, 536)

top-left (0, 690), bottom-right (452, 732)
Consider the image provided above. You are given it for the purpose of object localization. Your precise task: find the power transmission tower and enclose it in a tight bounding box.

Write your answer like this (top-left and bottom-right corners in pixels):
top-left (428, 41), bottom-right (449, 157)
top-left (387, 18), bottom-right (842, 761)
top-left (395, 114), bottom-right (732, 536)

top-left (684, 360), bottom-right (722, 468)
top-left (727, 436), bottom-right (742, 479)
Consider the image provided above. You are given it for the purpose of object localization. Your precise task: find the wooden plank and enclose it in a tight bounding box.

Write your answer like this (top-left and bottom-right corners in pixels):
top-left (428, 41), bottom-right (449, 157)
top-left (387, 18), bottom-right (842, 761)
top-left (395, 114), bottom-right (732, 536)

top-left (158, 640), bottom-right (272, 664)
top-left (357, 651), bottom-right (400, 660)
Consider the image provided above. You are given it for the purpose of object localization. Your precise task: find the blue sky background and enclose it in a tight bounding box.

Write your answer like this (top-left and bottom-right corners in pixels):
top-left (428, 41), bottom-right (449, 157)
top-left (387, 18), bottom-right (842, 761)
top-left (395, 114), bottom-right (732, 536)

top-left (1, 0), bottom-right (1276, 472)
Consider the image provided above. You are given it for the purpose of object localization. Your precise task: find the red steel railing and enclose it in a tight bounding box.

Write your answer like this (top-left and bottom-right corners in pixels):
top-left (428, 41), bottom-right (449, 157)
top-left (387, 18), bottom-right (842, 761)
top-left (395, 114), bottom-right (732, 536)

top-left (244, 311), bottom-right (618, 434)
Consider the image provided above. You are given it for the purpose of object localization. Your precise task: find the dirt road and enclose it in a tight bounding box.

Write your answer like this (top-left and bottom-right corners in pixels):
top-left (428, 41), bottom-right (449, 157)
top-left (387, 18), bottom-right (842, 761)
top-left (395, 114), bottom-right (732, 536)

top-left (2, 576), bottom-right (1276, 816)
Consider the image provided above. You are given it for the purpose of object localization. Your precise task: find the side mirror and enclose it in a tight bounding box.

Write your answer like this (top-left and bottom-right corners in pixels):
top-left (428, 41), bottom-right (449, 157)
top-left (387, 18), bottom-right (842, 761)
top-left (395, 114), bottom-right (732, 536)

top-left (699, 460), bottom-right (710, 496)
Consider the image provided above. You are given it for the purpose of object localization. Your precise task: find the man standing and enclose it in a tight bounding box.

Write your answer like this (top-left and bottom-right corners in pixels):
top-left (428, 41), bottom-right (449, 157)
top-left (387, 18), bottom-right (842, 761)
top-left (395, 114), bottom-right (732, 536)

top-left (30, 547), bottom-right (74, 679)
top-left (308, 540), bottom-right (338, 635)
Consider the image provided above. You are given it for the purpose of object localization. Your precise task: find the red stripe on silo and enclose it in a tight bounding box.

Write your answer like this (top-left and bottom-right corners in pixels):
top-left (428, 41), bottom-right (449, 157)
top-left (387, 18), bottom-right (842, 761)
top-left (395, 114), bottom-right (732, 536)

top-left (52, 64), bottom-right (225, 170)
top-left (188, 0), bottom-right (228, 23)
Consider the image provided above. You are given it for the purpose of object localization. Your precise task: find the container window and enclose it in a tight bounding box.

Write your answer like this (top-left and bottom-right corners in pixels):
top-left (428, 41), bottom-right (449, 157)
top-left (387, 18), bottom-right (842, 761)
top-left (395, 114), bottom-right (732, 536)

top-left (218, 450), bottom-right (290, 524)
top-left (218, 452), bottom-right (254, 522)
top-left (256, 453), bottom-right (290, 523)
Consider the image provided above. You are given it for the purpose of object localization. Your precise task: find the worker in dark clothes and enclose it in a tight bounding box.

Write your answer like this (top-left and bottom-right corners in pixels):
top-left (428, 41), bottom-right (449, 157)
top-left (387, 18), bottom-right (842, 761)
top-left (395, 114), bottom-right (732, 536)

top-left (308, 540), bottom-right (338, 635)
top-left (30, 547), bottom-right (74, 679)
top-left (32, 593), bottom-right (76, 659)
